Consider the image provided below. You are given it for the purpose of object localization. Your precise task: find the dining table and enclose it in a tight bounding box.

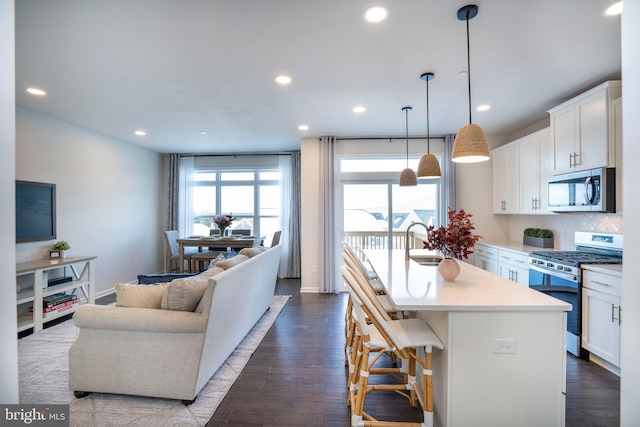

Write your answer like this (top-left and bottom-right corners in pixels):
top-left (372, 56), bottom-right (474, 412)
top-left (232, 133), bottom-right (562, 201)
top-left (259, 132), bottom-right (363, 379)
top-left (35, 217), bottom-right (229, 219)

top-left (176, 236), bottom-right (264, 273)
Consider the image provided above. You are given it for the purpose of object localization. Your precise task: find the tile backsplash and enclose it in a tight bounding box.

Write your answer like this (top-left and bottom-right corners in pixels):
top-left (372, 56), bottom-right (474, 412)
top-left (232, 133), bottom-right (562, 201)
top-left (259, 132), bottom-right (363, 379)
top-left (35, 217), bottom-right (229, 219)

top-left (509, 213), bottom-right (623, 250)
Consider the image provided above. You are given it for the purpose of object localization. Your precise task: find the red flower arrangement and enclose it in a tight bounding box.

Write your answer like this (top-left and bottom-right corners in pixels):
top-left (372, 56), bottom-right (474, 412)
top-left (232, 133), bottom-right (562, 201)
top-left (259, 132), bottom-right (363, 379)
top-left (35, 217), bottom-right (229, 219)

top-left (423, 208), bottom-right (481, 260)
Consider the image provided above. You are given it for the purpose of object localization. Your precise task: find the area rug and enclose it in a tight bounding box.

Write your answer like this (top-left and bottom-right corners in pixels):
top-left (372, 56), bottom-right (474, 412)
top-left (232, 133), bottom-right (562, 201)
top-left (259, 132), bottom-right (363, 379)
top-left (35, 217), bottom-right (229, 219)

top-left (18, 295), bottom-right (290, 426)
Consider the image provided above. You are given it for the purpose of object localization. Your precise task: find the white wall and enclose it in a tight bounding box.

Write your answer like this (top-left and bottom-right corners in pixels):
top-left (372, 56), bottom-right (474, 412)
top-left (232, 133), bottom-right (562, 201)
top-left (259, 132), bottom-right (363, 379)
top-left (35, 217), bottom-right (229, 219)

top-left (456, 159), bottom-right (510, 244)
top-left (621, 0), bottom-right (640, 424)
top-left (508, 213), bottom-right (623, 250)
top-left (300, 138), bottom-right (321, 292)
top-left (0, 0), bottom-right (18, 404)
top-left (15, 108), bottom-right (164, 296)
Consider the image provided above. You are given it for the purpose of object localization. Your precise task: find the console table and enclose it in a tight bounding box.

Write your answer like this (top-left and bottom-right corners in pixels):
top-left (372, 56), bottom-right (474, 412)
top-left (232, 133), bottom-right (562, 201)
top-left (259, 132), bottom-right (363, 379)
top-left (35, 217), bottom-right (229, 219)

top-left (16, 256), bottom-right (96, 333)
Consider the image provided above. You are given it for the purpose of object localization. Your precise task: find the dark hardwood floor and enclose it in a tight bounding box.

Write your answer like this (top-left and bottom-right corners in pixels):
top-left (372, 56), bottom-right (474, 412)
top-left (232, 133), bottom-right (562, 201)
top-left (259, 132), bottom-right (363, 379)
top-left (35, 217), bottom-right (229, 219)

top-left (20, 278), bottom-right (619, 425)
top-left (206, 279), bottom-right (621, 426)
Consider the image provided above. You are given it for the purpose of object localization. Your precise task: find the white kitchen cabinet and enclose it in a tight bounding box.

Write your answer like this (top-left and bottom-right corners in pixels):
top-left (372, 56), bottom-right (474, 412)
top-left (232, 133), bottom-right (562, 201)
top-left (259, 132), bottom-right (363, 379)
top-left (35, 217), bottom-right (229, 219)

top-left (613, 97), bottom-right (623, 213)
top-left (474, 243), bottom-right (498, 275)
top-left (497, 248), bottom-right (529, 286)
top-left (548, 81), bottom-right (621, 174)
top-left (582, 268), bottom-right (622, 367)
top-left (492, 143), bottom-right (519, 214)
top-left (519, 128), bottom-right (553, 214)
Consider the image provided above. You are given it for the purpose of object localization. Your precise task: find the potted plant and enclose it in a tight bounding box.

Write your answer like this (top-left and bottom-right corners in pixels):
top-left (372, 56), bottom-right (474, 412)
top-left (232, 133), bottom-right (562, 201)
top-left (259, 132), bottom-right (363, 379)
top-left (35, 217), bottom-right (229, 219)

top-left (423, 208), bottom-right (481, 281)
top-left (523, 228), bottom-right (554, 248)
top-left (53, 240), bottom-right (70, 257)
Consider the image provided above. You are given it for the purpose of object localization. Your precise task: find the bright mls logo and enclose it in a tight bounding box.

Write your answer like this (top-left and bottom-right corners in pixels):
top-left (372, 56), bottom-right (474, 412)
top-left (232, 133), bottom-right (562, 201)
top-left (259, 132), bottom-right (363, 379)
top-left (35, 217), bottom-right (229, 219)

top-left (1, 405), bottom-right (68, 426)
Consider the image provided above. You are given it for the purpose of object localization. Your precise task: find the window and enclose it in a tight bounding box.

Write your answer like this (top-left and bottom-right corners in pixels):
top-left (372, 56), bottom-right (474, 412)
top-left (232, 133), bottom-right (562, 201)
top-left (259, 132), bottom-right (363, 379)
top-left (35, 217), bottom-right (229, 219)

top-left (188, 168), bottom-right (281, 241)
top-left (339, 155), bottom-right (441, 251)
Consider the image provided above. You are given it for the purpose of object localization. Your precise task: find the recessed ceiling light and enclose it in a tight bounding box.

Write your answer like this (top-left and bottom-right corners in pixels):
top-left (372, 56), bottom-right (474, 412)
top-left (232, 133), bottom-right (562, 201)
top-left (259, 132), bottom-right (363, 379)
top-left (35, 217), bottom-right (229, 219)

top-left (364, 6), bottom-right (388, 23)
top-left (200, 130), bottom-right (207, 135)
top-left (275, 75), bottom-right (292, 85)
top-left (605, 2), bottom-right (622, 15)
top-left (26, 87), bottom-right (46, 96)
top-left (353, 106), bottom-right (367, 113)
top-left (298, 125), bottom-right (309, 131)
top-left (477, 105), bottom-right (491, 112)
top-left (134, 130), bottom-right (146, 136)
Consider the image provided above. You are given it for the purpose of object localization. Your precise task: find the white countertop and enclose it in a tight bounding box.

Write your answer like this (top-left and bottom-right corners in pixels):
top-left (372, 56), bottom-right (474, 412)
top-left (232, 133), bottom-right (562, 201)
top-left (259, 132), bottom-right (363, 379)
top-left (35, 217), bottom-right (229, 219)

top-left (477, 240), bottom-right (560, 254)
top-left (365, 249), bottom-right (571, 312)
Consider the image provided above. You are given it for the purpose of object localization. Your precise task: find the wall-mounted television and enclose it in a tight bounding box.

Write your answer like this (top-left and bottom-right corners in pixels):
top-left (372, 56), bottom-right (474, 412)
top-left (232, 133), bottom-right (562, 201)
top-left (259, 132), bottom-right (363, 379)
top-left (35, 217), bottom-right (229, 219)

top-left (16, 180), bottom-right (57, 243)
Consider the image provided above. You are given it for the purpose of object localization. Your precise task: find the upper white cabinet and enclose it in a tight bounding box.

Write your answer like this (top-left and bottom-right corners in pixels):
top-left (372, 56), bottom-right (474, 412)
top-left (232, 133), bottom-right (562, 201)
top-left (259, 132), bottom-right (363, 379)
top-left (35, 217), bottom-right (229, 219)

top-left (492, 143), bottom-right (519, 214)
top-left (519, 128), bottom-right (553, 214)
top-left (613, 97), bottom-right (623, 213)
top-left (492, 127), bottom-right (553, 215)
top-left (548, 81), bottom-right (621, 174)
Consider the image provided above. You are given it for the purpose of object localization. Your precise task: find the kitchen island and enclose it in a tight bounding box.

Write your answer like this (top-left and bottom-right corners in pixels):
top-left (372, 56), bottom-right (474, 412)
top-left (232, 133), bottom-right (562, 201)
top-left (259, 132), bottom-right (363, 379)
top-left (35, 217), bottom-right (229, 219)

top-left (365, 249), bottom-right (572, 427)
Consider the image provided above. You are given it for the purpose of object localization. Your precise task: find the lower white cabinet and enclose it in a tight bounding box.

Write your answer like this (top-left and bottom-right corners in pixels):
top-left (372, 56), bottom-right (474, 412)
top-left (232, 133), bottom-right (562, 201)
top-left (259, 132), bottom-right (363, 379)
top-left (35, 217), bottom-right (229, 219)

top-left (497, 248), bottom-right (529, 286)
top-left (474, 244), bottom-right (498, 275)
top-left (582, 268), bottom-right (622, 366)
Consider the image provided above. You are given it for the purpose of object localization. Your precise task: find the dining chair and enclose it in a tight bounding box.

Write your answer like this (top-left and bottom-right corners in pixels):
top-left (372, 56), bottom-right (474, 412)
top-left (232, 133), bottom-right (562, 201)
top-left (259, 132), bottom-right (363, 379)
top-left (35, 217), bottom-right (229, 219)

top-left (270, 231), bottom-right (281, 247)
top-left (231, 229), bottom-right (251, 236)
top-left (164, 230), bottom-right (196, 273)
top-left (341, 264), bottom-right (444, 427)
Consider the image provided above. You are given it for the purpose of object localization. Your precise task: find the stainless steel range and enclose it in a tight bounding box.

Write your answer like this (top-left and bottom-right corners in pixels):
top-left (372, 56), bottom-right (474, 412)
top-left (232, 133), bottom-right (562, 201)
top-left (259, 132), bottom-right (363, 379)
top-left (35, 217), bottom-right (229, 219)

top-left (528, 231), bottom-right (623, 357)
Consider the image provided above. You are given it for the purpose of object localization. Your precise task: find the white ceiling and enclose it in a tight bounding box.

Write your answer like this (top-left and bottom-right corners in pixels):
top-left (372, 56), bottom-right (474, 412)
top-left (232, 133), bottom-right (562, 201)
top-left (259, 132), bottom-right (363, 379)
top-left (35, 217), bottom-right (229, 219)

top-left (15, 0), bottom-right (621, 154)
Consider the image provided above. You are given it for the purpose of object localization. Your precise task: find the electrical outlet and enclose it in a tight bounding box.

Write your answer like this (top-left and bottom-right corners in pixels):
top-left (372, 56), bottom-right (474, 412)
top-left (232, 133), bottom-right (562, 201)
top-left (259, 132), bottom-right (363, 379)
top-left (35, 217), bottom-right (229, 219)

top-left (493, 338), bottom-right (517, 354)
top-left (311, 264), bottom-right (317, 273)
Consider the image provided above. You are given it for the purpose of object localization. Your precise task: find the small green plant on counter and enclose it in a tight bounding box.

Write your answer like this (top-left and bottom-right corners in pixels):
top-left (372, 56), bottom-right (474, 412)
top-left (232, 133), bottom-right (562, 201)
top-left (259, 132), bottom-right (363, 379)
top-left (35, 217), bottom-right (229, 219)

top-left (523, 228), bottom-right (553, 238)
top-left (53, 240), bottom-right (70, 251)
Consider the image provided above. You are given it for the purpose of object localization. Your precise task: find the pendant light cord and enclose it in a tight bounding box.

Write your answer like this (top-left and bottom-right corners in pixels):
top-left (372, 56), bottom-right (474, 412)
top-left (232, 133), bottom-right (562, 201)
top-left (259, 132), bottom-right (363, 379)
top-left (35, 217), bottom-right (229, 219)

top-left (405, 107), bottom-right (410, 167)
top-left (426, 77), bottom-right (431, 154)
top-left (465, 11), bottom-right (472, 125)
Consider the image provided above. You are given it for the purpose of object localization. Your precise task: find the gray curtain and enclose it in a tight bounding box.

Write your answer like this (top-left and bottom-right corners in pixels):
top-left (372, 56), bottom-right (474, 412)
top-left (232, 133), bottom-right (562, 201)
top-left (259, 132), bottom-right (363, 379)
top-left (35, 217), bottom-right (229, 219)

top-left (442, 134), bottom-right (457, 223)
top-left (285, 151), bottom-right (301, 278)
top-left (167, 153), bottom-right (180, 230)
top-left (319, 137), bottom-right (340, 293)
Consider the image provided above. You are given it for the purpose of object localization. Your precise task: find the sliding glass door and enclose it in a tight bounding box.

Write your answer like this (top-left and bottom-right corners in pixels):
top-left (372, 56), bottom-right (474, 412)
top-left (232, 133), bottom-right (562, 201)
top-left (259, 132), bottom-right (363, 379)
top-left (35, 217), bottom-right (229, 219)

top-left (340, 157), bottom-right (440, 252)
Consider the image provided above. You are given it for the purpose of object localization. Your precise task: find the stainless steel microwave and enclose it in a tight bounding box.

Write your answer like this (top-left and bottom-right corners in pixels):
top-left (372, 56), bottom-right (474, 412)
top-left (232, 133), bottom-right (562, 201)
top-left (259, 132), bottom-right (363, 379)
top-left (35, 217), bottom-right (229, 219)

top-left (548, 167), bottom-right (616, 212)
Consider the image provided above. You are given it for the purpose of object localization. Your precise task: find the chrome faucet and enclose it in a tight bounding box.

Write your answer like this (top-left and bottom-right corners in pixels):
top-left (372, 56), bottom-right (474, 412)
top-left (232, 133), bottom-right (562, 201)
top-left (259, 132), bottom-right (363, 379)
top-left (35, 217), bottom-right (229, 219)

top-left (405, 222), bottom-right (429, 260)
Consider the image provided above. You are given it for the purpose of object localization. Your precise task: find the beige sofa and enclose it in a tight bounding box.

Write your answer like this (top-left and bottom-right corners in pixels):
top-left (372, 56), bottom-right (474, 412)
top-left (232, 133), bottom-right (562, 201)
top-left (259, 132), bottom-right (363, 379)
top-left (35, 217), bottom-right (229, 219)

top-left (68, 245), bottom-right (281, 404)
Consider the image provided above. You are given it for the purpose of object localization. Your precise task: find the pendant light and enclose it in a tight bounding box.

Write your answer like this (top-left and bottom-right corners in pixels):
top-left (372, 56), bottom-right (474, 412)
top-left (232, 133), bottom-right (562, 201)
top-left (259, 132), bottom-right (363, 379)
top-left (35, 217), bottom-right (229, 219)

top-left (417, 72), bottom-right (442, 179)
top-left (452, 4), bottom-right (490, 163)
top-left (399, 106), bottom-right (417, 186)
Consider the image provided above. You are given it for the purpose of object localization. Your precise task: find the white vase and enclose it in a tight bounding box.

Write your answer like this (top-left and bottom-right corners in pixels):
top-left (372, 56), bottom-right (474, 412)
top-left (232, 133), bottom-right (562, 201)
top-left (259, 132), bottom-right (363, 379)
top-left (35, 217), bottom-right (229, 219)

top-left (61, 250), bottom-right (68, 258)
top-left (438, 258), bottom-right (460, 281)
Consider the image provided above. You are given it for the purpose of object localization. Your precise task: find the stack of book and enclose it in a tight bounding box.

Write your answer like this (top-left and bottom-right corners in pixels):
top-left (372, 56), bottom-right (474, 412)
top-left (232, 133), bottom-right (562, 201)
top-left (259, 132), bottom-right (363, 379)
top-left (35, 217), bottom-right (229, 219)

top-left (30, 293), bottom-right (80, 318)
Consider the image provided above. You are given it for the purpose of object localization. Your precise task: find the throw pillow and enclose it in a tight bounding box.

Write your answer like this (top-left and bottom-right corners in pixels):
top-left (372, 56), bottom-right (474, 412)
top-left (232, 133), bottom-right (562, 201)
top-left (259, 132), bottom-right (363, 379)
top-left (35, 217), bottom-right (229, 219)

top-left (137, 273), bottom-right (195, 284)
top-left (215, 254), bottom-right (249, 270)
top-left (161, 267), bottom-right (224, 312)
top-left (116, 283), bottom-right (170, 309)
top-left (207, 253), bottom-right (227, 270)
top-left (238, 246), bottom-right (268, 258)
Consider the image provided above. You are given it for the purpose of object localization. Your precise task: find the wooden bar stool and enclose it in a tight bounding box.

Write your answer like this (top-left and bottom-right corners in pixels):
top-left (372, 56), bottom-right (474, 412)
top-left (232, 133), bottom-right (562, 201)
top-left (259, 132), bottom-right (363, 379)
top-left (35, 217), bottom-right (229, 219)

top-left (342, 264), bottom-right (444, 427)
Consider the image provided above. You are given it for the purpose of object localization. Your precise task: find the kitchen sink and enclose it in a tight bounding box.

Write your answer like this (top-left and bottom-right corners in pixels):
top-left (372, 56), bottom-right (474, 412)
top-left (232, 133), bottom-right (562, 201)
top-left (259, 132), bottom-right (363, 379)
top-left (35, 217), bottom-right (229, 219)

top-left (409, 255), bottom-right (442, 266)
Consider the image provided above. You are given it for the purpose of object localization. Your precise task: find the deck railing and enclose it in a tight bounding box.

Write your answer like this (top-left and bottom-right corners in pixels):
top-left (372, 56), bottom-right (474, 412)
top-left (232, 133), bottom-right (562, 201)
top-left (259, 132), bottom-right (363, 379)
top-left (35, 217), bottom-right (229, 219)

top-left (344, 231), bottom-right (425, 257)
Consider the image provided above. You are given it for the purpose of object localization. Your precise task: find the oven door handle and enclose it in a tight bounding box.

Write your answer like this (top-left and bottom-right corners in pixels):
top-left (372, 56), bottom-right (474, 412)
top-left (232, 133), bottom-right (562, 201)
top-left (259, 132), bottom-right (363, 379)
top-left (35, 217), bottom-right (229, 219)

top-left (529, 263), bottom-right (578, 283)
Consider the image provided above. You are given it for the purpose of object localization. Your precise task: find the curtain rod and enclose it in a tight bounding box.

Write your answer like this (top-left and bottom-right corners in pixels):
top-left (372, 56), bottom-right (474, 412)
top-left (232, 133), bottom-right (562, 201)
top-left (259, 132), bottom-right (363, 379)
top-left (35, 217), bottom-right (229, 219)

top-left (333, 136), bottom-right (445, 141)
top-left (178, 151), bottom-right (295, 157)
